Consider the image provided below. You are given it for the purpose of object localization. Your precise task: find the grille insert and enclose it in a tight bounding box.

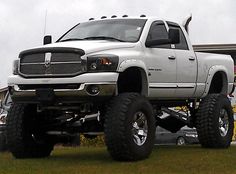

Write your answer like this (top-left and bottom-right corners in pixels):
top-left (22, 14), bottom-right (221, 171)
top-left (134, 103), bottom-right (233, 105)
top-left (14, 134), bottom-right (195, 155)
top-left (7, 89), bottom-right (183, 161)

top-left (19, 47), bottom-right (85, 77)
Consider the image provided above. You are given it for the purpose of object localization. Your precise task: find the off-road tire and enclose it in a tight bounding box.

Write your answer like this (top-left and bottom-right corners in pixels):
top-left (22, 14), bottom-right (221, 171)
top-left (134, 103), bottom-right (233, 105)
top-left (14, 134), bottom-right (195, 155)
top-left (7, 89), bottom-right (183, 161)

top-left (104, 93), bottom-right (155, 161)
top-left (196, 94), bottom-right (234, 148)
top-left (6, 103), bottom-right (54, 158)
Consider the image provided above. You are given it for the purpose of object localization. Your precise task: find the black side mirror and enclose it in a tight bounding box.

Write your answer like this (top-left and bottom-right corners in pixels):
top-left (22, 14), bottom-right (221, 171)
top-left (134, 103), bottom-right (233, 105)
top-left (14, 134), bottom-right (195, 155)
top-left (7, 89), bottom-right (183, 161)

top-left (145, 39), bottom-right (171, 47)
top-left (43, 35), bottom-right (52, 45)
top-left (168, 29), bottom-right (180, 44)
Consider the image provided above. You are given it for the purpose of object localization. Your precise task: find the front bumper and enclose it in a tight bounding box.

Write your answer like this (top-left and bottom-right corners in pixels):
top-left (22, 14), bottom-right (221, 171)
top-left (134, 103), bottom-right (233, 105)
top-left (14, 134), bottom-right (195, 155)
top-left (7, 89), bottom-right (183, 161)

top-left (185, 135), bottom-right (199, 144)
top-left (8, 72), bottom-right (118, 104)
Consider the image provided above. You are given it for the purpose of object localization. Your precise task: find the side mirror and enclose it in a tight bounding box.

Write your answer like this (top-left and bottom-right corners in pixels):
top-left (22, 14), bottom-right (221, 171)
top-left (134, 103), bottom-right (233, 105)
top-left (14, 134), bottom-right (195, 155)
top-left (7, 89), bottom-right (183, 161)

top-left (145, 39), bottom-right (171, 47)
top-left (168, 29), bottom-right (180, 44)
top-left (43, 35), bottom-right (52, 45)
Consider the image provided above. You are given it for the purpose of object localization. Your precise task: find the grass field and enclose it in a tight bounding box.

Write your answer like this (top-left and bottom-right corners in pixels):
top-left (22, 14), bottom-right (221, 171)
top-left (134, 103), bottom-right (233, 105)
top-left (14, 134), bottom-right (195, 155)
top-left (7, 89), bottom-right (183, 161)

top-left (0, 145), bottom-right (236, 174)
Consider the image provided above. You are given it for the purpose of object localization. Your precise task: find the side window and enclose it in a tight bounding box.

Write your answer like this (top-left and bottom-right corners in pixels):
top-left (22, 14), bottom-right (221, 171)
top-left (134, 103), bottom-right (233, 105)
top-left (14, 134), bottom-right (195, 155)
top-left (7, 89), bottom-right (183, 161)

top-left (146, 21), bottom-right (170, 49)
top-left (167, 22), bottom-right (189, 50)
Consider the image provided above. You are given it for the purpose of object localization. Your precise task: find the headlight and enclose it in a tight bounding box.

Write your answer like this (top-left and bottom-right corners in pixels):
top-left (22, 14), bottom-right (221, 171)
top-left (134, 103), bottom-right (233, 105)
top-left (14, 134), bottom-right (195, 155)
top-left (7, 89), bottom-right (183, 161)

top-left (87, 54), bottom-right (119, 72)
top-left (13, 59), bottom-right (19, 75)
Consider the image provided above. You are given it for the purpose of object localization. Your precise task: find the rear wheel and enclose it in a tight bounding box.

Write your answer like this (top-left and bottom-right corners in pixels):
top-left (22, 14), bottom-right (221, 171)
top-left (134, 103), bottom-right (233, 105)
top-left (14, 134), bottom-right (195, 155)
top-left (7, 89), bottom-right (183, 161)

top-left (195, 94), bottom-right (234, 148)
top-left (104, 93), bottom-right (155, 161)
top-left (6, 103), bottom-right (54, 158)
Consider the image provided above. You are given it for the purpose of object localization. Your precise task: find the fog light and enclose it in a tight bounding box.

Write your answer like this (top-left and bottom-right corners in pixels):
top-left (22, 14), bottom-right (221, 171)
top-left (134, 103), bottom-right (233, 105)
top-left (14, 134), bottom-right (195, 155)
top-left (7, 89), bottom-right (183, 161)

top-left (86, 85), bottom-right (100, 96)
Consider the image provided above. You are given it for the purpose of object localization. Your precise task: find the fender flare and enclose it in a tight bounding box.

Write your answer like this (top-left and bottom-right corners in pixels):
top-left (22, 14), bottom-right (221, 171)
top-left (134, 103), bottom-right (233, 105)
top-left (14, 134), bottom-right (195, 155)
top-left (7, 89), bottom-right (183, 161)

top-left (202, 65), bottom-right (228, 97)
top-left (118, 59), bottom-right (147, 72)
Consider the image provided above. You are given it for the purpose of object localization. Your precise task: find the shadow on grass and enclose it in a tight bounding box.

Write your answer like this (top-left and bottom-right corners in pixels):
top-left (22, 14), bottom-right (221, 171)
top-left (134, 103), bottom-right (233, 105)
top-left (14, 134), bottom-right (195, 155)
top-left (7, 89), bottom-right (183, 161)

top-left (48, 145), bottom-right (204, 163)
top-left (49, 147), bottom-right (115, 163)
top-left (17, 144), bottom-right (232, 165)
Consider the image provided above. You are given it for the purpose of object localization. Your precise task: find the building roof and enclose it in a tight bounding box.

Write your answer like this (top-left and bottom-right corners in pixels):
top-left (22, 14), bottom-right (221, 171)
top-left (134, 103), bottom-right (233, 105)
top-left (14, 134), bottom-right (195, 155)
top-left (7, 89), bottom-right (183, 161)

top-left (193, 44), bottom-right (236, 53)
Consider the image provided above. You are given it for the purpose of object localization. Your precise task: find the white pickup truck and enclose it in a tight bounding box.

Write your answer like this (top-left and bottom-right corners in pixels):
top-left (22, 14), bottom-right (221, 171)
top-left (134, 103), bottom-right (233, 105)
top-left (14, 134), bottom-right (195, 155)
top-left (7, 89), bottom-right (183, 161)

top-left (7, 16), bottom-right (234, 161)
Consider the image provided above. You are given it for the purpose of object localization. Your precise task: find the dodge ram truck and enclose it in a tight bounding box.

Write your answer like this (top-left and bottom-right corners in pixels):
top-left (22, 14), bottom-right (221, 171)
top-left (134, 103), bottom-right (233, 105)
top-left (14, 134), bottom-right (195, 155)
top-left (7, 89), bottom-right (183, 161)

top-left (7, 16), bottom-right (234, 161)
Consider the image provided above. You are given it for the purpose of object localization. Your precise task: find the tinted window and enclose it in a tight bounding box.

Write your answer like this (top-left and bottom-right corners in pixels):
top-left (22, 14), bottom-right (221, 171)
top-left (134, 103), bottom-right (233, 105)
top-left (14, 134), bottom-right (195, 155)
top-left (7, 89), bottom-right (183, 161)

top-left (58, 19), bottom-right (147, 43)
top-left (146, 21), bottom-right (170, 49)
top-left (167, 22), bottom-right (189, 50)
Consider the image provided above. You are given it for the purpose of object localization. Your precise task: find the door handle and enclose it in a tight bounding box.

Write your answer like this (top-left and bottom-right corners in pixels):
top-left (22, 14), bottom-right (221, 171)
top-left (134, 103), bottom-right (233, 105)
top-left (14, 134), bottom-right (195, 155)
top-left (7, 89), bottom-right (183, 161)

top-left (168, 56), bottom-right (176, 60)
top-left (189, 56), bottom-right (195, 61)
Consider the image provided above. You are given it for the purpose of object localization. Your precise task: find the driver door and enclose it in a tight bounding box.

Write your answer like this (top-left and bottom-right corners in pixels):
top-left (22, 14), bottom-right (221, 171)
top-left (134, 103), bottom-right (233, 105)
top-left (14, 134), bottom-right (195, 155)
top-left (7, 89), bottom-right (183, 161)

top-left (144, 21), bottom-right (177, 98)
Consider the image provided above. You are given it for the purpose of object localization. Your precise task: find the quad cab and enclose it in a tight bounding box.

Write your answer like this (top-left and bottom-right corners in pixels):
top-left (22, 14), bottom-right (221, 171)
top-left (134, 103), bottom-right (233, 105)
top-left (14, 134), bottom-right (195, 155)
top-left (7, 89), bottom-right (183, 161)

top-left (7, 16), bottom-right (234, 160)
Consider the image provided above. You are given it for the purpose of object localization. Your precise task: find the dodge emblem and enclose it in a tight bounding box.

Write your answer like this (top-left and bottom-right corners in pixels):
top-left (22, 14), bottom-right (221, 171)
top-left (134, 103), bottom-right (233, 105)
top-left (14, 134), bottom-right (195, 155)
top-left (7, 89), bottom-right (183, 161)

top-left (45, 52), bottom-right (52, 68)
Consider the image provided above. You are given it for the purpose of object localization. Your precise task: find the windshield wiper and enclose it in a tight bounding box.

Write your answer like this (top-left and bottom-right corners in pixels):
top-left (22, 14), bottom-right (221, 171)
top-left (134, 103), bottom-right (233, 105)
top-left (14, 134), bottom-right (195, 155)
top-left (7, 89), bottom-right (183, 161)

top-left (83, 36), bottom-right (125, 42)
top-left (59, 38), bottom-right (84, 42)
top-left (59, 36), bottom-right (126, 42)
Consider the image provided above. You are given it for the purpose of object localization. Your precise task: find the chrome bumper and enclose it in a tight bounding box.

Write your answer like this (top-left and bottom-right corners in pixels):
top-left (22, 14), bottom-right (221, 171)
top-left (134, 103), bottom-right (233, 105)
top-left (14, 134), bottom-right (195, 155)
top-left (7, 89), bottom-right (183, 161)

top-left (9, 83), bottom-right (116, 104)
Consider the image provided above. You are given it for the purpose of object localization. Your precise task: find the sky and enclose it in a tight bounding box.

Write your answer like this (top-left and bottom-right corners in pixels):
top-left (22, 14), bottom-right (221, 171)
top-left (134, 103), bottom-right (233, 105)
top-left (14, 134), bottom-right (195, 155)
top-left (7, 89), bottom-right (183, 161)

top-left (0, 0), bottom-right (236, 88)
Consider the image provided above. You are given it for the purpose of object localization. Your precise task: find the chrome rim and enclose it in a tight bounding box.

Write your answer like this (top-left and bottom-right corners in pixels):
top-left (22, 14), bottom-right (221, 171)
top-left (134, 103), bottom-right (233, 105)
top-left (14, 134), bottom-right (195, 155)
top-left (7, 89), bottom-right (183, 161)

top-left (219, 108), bottom-right (229, 137)
top-left (132, 111), bottom-right (148, 146)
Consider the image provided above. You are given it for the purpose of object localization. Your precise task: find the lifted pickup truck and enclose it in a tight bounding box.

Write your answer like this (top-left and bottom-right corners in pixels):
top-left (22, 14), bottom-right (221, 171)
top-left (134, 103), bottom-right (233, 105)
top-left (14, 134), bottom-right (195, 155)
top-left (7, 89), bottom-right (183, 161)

top-left (7, 16), bottom-right (234, 161)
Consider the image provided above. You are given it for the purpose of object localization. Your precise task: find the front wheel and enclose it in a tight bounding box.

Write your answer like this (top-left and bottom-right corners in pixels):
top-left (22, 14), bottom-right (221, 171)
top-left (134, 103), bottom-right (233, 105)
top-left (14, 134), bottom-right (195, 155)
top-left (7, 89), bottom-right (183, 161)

top-left (104, 93), bottom-right (155, 161)
top-left (176, 136), bottom-right (186, 146)
top-left (6, 103), bottom-right (54, 158)
top-left (195, 94), bottom-right (234, 148)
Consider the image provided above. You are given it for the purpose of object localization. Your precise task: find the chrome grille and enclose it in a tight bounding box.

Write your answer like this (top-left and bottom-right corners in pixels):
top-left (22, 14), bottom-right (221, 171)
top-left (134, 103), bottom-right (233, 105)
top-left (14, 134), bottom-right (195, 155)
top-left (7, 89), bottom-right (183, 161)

top-left (19, 48), bottom-right (85, 77)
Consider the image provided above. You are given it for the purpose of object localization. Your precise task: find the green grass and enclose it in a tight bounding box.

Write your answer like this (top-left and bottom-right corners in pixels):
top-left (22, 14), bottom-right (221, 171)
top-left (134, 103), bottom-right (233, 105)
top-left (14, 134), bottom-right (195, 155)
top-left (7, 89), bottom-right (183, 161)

top-left (0, 145), bottom-right (236, 174)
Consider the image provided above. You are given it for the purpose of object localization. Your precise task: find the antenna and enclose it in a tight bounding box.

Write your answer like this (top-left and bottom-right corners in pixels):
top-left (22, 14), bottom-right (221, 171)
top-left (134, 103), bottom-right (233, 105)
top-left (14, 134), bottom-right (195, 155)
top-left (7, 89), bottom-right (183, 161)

top-left (43, 9), bottom-right (48, 36)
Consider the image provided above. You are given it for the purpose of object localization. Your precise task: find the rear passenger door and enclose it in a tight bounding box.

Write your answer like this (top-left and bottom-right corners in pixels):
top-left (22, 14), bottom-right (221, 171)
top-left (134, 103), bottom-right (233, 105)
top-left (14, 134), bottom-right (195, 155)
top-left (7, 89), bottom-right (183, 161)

top-left (167, 22), bottom-right (197, 98)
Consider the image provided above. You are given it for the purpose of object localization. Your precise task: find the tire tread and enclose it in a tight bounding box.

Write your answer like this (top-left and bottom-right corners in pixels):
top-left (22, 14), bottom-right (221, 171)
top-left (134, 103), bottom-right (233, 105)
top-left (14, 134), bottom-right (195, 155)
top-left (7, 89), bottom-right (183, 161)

top-left (196, 94), bottom-right (233, 148)
top-left (104, 93), bottom-right (155, 161)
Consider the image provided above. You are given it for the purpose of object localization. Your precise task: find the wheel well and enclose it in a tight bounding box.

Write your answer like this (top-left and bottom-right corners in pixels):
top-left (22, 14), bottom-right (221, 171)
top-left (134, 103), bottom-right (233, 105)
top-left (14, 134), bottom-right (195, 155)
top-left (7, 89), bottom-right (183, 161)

top-left (208, 71), bottom-right (228, 94)
top-left (117, 67), bottom-right (148, 96)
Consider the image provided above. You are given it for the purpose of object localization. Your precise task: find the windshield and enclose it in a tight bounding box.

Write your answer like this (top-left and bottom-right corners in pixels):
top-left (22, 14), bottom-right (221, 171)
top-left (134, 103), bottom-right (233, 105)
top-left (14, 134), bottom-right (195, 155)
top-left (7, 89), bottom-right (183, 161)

top-left (58, 19), bottom-right (147, 43)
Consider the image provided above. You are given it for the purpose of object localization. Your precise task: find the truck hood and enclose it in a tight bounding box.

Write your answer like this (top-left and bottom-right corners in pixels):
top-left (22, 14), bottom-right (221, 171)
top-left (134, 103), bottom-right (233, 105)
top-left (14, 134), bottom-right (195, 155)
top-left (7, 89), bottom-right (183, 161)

top-left (36, 40), bottom-right (136, 54)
